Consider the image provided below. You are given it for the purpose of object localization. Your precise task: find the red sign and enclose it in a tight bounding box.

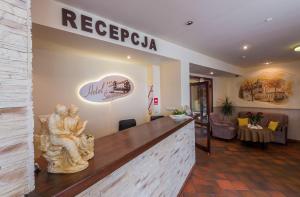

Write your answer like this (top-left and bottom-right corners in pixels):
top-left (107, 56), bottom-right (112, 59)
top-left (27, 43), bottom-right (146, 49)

top-left (154, 97), bottom-right (158, 105)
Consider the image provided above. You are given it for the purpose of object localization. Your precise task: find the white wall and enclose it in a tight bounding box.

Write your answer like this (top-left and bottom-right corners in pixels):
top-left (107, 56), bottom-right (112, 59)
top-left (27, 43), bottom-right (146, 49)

top-left (33, 48), bottom-right (148, 139)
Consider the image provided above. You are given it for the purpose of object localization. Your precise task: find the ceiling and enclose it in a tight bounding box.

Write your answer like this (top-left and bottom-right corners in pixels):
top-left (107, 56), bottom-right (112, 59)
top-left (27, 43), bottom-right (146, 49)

top-left (33, 24), bottom-right (175, 66)
top-left (57, 0), bottom-right (300, 67)
top-left (32, 24), bottom-right (239, 77)
top-left (189, 63), bottom-right (237, 77)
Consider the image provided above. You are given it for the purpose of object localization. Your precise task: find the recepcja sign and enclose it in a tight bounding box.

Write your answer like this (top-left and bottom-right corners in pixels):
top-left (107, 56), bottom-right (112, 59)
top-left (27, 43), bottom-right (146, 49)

top-left (79, 75), bottom-right (134, 103)
top-left (62, 8), bottom-right (157, 52)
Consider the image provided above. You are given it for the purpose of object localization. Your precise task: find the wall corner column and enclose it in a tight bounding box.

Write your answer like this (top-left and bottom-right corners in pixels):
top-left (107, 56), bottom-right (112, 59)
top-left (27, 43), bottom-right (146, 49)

top-left (180, 60), bottom-right (190, 107)
top-left (0, 0), bottom-right (34, 195)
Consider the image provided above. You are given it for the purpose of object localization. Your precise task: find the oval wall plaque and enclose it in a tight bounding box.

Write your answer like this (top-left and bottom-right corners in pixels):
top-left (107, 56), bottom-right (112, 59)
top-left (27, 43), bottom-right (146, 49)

top-left (79, 75), bottom-right (134, 103)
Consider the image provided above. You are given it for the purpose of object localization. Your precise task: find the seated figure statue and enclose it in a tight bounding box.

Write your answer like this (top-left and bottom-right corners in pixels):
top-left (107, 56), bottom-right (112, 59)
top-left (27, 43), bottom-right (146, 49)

top-left (64, 104), bottom-right (94, 161)
top-left (40, 104), bottom-right (94, 174)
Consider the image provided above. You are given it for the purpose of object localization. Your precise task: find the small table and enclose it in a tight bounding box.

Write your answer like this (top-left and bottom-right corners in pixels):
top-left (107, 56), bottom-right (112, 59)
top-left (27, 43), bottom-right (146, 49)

top-left (238, 126), bottom-right (274, 146)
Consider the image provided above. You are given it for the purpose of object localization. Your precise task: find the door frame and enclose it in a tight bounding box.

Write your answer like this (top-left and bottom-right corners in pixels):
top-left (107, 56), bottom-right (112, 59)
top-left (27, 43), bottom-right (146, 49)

top-left (190, 80), bottom-right (212, 153)
top-left (190, 76), bottom-right (213, 113)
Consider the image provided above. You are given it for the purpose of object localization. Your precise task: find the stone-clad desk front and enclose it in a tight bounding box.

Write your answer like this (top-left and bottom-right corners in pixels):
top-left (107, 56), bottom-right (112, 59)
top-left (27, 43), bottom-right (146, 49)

top-left (29, 117), bottom-right (196, 197)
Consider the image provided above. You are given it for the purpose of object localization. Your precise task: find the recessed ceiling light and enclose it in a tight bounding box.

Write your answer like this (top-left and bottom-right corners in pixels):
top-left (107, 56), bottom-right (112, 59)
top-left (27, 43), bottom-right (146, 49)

top-left (264, 17), bottom-right (273, 22)
top-left (127, 55), bottom-right (131, 59)
top-left (185, 21), bottom-right (194, 26)
top-left (242, 45), bottom-right (249, 50)
top-left (294, 46), bottom-right (300, 52)
top-left (264, 61), bottom-right (272, 65)
top-left (210, 71), bottom-right (214, 75)
top-left (242, 56), bottom-right (246, 59)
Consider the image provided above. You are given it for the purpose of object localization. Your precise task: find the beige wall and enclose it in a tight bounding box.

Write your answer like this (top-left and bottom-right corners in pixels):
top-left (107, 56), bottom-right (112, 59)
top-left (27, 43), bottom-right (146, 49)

top-left (190, 73), bottom-right (232, 107)
top-left (213, 77), bottom-right (231, 107)
top-left (160, 61), bottom-right (182, 114)
top-left (228, 62), bottom-right (300, 109)
top-left (33, 48), bottom-right (149, 139)
top-left (147, 65), bottom-right (161, 115)
top-left (192, 62), bottom-right (300, 140)
top-left (32, 0), bottom-right (245, 110)
top-left (228, 61), bottom-right (300, 140)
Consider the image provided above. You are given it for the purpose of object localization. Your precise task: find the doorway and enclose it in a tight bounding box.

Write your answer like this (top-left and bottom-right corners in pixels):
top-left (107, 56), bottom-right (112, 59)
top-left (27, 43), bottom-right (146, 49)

top-left (190, 76), bottom-right (213, 153)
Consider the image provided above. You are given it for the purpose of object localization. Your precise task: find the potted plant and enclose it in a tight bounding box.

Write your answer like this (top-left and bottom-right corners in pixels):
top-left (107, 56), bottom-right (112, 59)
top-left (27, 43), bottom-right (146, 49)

top-left (169, 107), bottom-right (190, 121)
top-left (221, 97), bottom-right (233, 120)
top-left (247, 112), bottom-right (264, 126)
top-left (172, 109), bottom-right (186, 115)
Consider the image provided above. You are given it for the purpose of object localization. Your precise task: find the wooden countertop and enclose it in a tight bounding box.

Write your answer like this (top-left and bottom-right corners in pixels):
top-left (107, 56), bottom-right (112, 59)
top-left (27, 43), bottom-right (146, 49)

top-left (28, 116), bottom-right (194, 197)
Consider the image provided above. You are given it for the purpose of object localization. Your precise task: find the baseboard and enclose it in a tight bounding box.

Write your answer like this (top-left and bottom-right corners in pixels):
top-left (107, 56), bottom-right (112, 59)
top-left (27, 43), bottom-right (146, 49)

top-left (177, 163), bottom-right (196, 197)
top-left (287, 139), bottom-right (300, 143)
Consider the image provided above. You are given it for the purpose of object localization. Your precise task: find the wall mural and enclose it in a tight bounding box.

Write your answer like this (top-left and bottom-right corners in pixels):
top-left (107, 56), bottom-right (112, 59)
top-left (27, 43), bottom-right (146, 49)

top-left (79, 75), bottom-right (134, 103)
top-left (239, 70), bottom-right (293, 104)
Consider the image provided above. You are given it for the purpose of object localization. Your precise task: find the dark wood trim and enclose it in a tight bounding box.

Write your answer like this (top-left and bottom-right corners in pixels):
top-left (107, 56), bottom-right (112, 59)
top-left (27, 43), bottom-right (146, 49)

top-left (190, 75), bottom-right (213, 113)
top-left (284, 126), bottom-right (288, 145)
top-left (177, 163), bottom-right (196, 197)
top-left (210, 79), bottom-right (214, 113)
top-left (28, 117), bottom-right (195, 197)
top-left (287, 139), bottom-right (300, 143)
top-left (190, 80), bottom-right (211, 153)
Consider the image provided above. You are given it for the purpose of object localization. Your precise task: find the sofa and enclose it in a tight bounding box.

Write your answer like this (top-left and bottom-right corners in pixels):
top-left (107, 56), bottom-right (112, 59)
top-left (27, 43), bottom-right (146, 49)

top-left (238, 112), bottom-right (288, 144)
top-left (210, 113), bottom-right (236, 140)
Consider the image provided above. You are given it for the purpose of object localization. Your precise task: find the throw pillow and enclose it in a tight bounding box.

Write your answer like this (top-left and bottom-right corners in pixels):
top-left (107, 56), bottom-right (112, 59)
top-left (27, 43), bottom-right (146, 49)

top-left (268, 121), bottom-right (279, 131)
top-left (238, 118), bottom-right (248, 126)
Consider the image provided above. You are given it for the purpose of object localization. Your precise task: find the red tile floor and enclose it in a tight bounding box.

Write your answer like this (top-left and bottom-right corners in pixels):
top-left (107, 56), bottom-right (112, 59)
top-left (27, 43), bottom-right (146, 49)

top-left (181, 139), bottom-right (300, 197)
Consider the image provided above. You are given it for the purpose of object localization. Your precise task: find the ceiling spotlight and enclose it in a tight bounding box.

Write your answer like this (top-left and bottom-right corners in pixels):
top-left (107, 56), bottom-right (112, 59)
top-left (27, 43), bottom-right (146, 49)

top-left (185, 21), bottom-right (194, 26)
top-left (210, 71), bottom-right (214, 75)
top-left (127, 55), bottom-right (131, 59)
top-left (242, 45), bottom-right (249, 50)
top-left (264, 61), bottom-right (272, 65)
top-left (264, 17), bottom-right (273, 22)
top-left (294, 46), bottom-right (300, 52)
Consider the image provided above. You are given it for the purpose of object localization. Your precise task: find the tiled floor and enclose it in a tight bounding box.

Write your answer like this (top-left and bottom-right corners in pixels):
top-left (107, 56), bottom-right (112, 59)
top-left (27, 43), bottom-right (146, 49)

top-left (181, 139), bottom-right (300, 197)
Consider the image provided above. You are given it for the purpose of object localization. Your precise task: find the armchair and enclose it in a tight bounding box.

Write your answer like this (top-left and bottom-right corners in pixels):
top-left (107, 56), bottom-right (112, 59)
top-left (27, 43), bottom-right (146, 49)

top-left (210, 113), bottom-right (236, 140)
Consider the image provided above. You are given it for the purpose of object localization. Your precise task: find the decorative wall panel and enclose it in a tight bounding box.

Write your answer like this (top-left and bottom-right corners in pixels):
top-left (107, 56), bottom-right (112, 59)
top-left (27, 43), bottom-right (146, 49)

top-left (0, 0), bottom-right (34, 195)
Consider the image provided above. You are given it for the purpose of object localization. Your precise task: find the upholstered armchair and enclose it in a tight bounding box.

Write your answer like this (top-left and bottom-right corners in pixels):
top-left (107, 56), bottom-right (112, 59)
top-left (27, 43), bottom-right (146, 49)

top-left (210, 113), bottom-right (236, 140)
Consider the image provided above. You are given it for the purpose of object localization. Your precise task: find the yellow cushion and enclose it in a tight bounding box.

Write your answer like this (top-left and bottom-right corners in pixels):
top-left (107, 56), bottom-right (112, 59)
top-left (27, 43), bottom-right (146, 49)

top-left (268, 121), bottom-right (279, 131)
top-left (238, 118), bottom-right (249, 126)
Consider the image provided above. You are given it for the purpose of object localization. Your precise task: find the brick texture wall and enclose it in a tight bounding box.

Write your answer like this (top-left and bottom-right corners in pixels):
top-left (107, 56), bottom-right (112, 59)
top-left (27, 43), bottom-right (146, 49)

top-left (0, 0), bottom-right (34, 196)
top-left (77, 121), bottom-right (196, 197)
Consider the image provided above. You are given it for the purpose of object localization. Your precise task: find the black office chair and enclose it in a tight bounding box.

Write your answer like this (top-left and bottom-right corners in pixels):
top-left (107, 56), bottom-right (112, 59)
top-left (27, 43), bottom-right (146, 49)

top-left (118, 119), bottom-right (136, 131)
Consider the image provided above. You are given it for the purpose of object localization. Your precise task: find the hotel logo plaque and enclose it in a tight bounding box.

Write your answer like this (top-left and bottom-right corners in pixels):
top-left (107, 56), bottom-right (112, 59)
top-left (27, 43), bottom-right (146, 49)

top-left (79, 75), bottom-right (134, 103)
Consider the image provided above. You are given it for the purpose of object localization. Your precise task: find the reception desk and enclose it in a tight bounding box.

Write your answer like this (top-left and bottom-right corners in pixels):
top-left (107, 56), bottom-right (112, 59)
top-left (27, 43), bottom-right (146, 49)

top-left (29, 117), bottom-right (196, 197)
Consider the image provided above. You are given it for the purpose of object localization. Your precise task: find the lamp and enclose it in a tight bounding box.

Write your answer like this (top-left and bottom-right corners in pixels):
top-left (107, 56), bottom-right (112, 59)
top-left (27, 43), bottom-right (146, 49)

top-left (294, 46), bottom-right (300, 52)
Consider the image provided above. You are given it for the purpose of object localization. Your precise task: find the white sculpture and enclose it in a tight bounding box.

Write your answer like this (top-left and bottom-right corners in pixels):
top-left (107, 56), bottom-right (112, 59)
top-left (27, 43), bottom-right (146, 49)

top-left (39, 104), bottom-right (94, 174)
top-left (64, 105), bottom-right (94, 161)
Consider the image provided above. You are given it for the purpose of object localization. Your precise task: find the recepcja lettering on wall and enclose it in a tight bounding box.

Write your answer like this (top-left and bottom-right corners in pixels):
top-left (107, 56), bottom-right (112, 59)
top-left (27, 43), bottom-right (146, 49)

top-left (62, 8), bottom-right (157, 51)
